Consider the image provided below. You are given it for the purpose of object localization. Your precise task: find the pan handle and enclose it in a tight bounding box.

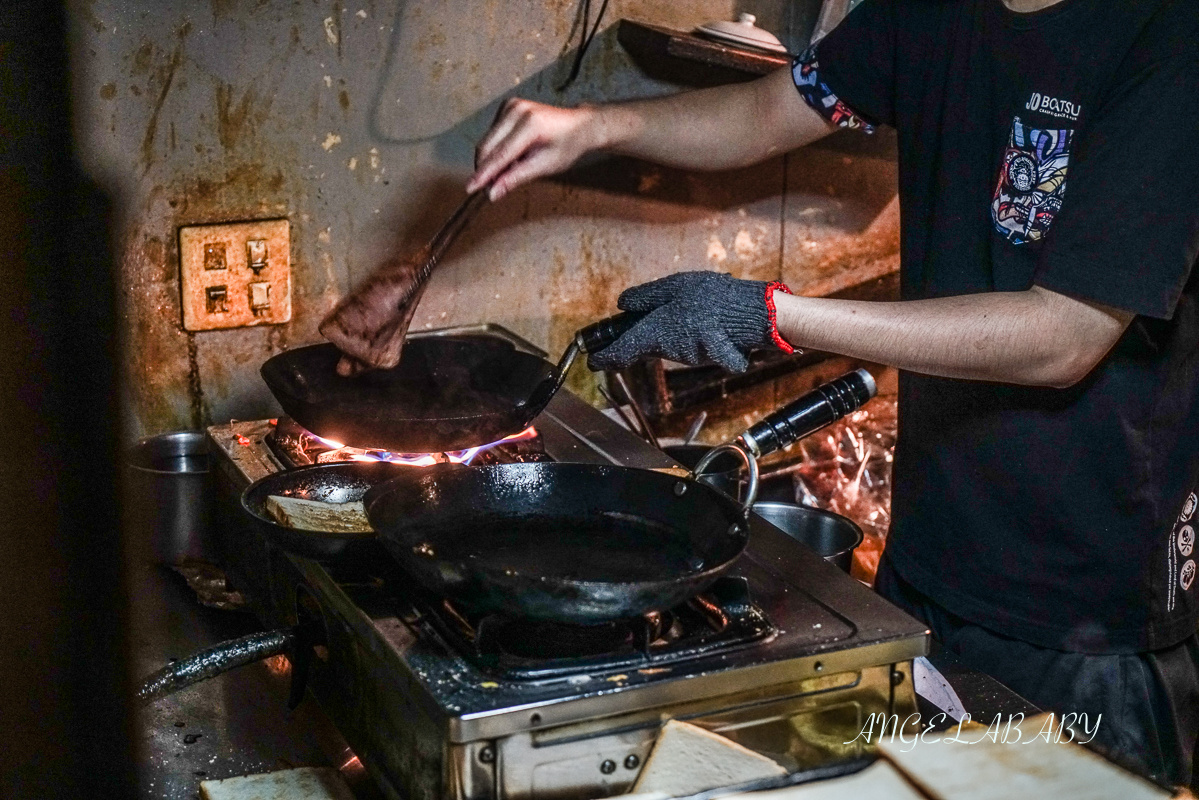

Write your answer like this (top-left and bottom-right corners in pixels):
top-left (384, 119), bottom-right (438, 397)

top-left (575, 311), bottom-right (647, 355)
top-left (737, 368), bottom-right (877, 458)
top-left (136, 629), bottom-right (296, 705)
top-left (524, 311), bottom-right (650, 414)
top-left (694, 443), bottom-right (760, 514)
top-left (559, 310), bottom-right (646, 390)
top-left (688, 369), bottom-right (877, 515)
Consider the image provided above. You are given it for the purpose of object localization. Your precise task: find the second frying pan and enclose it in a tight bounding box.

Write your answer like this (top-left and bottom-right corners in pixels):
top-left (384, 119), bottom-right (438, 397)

top-left (261, 313), bottom-right (641, 453)
top-left (363, 369), bottom-right (878, 624)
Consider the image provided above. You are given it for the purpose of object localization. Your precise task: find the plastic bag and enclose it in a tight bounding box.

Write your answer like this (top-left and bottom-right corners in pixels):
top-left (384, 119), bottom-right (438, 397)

top-left (810, 0), bottom-right (868, 44)
top-left (791, 396), bottom-right (896, 584)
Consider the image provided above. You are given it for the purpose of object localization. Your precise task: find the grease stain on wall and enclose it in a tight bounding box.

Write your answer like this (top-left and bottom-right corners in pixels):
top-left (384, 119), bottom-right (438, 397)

top-left (78, 0), bottom-right (896, 437)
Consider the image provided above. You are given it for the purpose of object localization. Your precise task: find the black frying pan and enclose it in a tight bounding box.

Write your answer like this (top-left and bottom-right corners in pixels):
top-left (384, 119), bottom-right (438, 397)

top-left (366, 460), bottom-right (753, 623)
top-left (362, 369), bottom-right (877, 624)
top-left (260, 313), bottom-right (641, 453)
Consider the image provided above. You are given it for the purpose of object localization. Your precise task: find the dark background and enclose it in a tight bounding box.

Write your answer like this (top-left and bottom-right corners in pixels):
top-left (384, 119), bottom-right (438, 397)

top-left (0, 2), bottom-right (133, 796)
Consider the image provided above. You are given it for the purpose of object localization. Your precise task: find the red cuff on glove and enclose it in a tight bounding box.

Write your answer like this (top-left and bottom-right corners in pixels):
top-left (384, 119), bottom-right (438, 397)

top-left (765, 281), bottom-right (797, 354)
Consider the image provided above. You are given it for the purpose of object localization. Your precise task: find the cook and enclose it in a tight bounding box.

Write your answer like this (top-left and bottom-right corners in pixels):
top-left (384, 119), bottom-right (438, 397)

top-left (325, 0), bottom-right (1199, 786)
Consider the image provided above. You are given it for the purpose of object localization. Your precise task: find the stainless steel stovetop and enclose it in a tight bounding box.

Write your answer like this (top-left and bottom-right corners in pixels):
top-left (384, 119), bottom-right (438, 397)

top-left (207, 325), bottom-right (928, 800)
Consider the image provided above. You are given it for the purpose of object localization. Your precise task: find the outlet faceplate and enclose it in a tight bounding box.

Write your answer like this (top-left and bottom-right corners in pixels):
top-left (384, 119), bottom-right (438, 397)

top-left (179, 219), bottom-right (291, 331)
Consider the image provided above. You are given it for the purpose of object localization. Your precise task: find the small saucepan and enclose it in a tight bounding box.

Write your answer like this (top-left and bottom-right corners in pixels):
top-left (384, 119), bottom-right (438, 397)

top-left (241, 461), bottom-right (410, 560)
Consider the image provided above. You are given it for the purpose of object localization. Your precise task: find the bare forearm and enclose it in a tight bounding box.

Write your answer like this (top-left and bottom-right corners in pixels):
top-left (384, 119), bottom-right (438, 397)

top-left (773, 287), bottom-right (1132, 388)
top-left (596, 68), bottom-right (835, 171)
top-left (470, 67), bottom-right (832, 199)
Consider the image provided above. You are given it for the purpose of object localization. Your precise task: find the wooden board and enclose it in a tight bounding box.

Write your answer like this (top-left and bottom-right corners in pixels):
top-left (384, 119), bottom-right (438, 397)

top-left (617, 20), bottom-right (791, 77)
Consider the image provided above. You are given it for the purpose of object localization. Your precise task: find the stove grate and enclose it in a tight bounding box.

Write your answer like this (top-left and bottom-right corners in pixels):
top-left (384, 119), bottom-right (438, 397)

top-left (412, 576), bottom-right (775, 681)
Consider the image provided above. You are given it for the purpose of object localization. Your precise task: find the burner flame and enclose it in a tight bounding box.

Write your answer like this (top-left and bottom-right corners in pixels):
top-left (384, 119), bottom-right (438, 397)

top-left (310, 433), bottom-right (346, 449)
top-left (345, 426), bottom-right (538, 466)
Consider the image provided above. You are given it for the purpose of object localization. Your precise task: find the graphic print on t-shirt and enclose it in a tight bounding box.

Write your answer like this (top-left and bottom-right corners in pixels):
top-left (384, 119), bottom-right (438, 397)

top-left (791, 46), bottom-right (876, 134)
top-left (1169, 492), bottom-right (1199, 612)
top-left (991, 117), bottom-right (1074, 244)
top-left (1182, 492), bottom-right (1197, 522)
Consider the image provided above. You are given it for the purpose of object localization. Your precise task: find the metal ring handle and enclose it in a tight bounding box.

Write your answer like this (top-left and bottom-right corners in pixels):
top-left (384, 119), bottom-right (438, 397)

top-left (693, 443), bottom-right (759, 515)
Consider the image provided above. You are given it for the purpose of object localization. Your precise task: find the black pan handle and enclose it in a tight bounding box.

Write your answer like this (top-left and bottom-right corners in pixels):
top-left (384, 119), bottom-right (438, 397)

top-left (526, 311), bottom-right (649, 417)
top-left (738, 368), bottom-right (877, 458)
top-left (576, 311), bottom-right (647, 354)
top-left (690, 369), bottom-right (876, 516)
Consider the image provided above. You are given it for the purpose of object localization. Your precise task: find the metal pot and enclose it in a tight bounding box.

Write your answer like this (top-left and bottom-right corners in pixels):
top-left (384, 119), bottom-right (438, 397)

top-left (751, 501), bottom-right (863, 573)
top-left (124, 431), bottom-right (213, 564)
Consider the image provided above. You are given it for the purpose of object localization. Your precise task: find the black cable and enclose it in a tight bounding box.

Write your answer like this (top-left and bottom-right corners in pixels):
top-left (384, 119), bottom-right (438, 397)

top-left (557, 0), bottom-right (611, 91)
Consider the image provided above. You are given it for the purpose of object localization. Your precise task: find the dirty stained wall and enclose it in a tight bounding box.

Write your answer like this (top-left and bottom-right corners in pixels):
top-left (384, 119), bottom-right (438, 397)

top-left (71, 0), bottom-right (898, 439)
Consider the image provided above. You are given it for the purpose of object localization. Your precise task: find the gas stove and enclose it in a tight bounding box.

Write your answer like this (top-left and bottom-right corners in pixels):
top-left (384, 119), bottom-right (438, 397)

top-left (207, 324), bottom-right (928, 800)
top-left (420, 575), bottom-right (774, 682)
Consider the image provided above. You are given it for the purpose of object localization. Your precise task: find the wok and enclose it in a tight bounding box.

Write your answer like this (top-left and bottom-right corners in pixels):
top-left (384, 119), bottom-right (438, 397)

top-left (363, 369), bottom-right (877, 624)
top-left (260, 313), bottom-right (642, 453)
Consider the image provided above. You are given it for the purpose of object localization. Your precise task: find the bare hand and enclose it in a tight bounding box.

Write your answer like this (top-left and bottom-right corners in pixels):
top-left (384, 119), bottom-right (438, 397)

top-left (467, 98), bottom-right (603, 201)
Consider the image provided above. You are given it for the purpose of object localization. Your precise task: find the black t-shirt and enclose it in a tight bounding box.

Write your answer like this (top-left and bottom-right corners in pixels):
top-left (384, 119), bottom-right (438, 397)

top-left (807, 0), bottom-right (1199, 653)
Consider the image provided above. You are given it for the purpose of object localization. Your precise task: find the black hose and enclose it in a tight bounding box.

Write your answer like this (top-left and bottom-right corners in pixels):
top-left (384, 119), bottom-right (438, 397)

top-left (136, 629), bottom-right (295, 705)
top-left (557, 0), bottom-right (611, 90)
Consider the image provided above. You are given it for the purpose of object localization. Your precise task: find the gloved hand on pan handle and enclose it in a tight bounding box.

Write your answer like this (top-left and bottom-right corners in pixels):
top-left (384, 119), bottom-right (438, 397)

top-left (588, 271), bottom-right (800, 373)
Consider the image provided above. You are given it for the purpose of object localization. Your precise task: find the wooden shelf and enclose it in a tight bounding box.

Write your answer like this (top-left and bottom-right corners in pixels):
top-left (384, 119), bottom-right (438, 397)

top-left (617, 19), bottom-right (791, 78)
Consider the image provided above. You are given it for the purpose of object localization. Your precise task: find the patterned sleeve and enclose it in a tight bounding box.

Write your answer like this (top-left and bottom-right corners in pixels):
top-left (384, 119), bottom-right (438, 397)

top-left (791, 44), bottom-right (876, 134)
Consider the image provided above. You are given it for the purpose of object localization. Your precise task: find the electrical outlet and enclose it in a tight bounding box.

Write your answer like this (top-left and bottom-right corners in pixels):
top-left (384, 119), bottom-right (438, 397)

top-left (179, 219), bottom-right (291, 331)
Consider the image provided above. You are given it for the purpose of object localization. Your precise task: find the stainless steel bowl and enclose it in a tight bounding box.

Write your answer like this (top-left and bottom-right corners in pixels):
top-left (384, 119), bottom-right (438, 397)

top-left (752, 501), bottom-right (863, 573)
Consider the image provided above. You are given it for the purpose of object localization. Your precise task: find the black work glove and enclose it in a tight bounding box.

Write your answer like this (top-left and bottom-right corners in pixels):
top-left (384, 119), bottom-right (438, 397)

top-left (588, 271), bottom-right (795, 373)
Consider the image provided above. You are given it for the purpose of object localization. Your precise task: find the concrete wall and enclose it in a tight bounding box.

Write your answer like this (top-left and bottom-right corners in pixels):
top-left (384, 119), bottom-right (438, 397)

top-left (70, 0), bottom-right (897, 439)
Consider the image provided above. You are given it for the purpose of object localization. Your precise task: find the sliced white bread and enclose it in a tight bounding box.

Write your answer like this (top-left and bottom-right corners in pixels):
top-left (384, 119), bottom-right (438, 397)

top-left (878, 712), bottom-right (1171, 800)
top-left (632, 719), bottom-right (787, 796)
top-left (200, 766), bottom-right (355, 800)
top-left (264, 495), bottom-right (371, 534)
